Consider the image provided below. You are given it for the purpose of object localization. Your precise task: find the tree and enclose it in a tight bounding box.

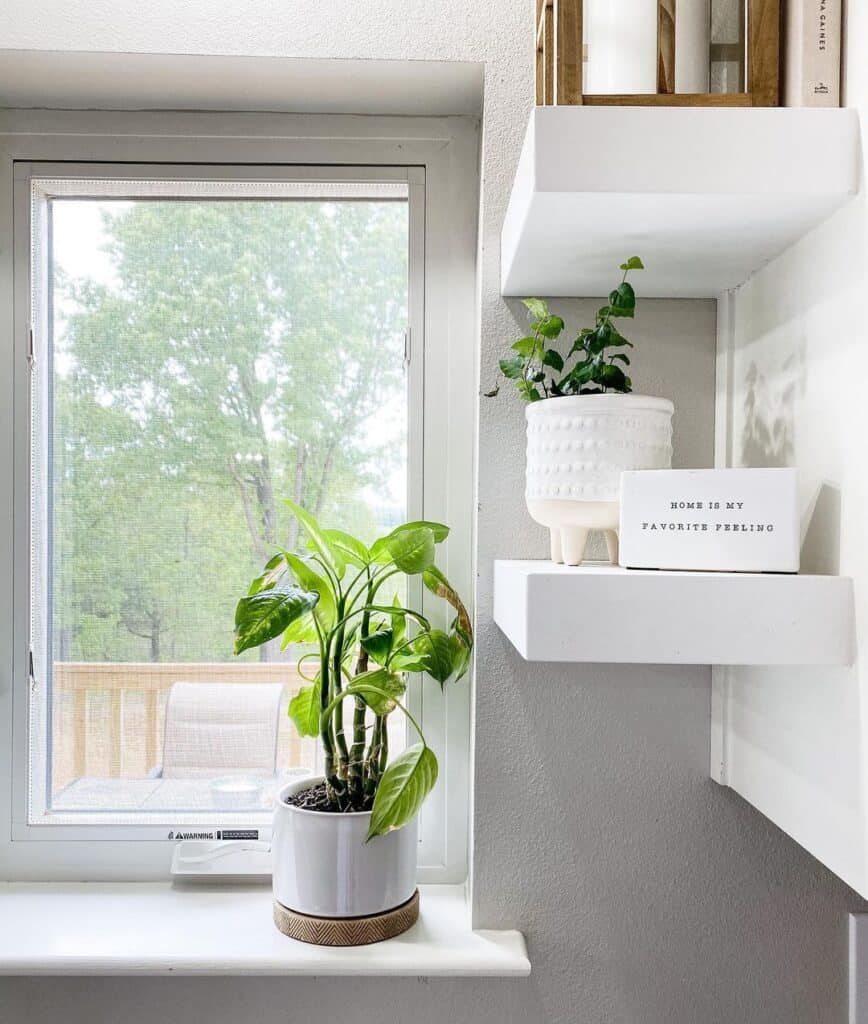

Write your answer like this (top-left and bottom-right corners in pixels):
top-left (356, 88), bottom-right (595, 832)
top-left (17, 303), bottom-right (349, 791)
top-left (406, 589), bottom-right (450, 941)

top-left (53, 197), bottom-right (408, 662)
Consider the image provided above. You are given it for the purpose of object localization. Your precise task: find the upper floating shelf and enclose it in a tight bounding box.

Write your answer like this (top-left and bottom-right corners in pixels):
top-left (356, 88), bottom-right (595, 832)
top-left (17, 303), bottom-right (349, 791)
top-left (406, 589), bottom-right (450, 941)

top-left (493, 561), bottom-right (855, 666)
top-left (501, 107), bottom-right (860, 298)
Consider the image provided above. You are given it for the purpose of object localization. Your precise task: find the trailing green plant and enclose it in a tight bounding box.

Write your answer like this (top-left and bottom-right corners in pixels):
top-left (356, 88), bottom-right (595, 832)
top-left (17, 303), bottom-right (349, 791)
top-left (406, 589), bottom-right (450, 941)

top-left (233, 501), bottom-right (472, 839)
top-left (497, 256), bottom-right (644, 401)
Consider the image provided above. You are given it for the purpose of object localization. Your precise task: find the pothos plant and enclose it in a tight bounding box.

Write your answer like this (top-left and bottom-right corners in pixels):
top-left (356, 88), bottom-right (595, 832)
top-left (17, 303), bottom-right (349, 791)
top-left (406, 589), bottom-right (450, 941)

top-left (497, 256), bottom-right (644, 401)
top-left (233, 501), bottom-right (472, 839)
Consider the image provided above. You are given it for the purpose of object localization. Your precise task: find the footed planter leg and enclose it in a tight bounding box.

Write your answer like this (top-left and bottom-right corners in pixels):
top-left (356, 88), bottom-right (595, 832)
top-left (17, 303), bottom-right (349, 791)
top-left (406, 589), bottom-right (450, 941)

top-left (605, 530), bottom-right (619, 565)
top-left (550, 528), bottom-right (563, 564)
top-left (561, 527), bottom-right (589, 566)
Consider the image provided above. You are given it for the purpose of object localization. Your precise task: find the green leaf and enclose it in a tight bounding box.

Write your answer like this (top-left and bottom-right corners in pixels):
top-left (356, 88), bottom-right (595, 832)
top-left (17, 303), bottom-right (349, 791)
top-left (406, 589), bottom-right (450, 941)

top-left (521, 297), bottom-right (549, 320)
top-left (322, 528), bottom-right (370, 568)
top-left (421, 565), bottom-right (473, 637)
top-left (536, 314), bottom-right (564, 339)
top-left (390, 594), bottom-right (406, 646)
top-left (611, 352), bottom-right (631, 365)
top-left (282, 551), bottom-right (336, 631)
top-left (605, 326), bottom-right (633, 348)
top-left (586, 323), bottom-right (612, 355)
top-left (234, 583), bottom-right (319, 655)
top-left (499, 356), bottom-right (525, 379)
top-left (361, 627), bottom-right (394, 667)
top-left (619, 256), bottom-right (644, 271)
top-left (283, 499), bottom-right (344, 579)
top-left (389, 651), bottom-right (429, 673)
top-left (346, 669), bottom-right (406, 716)
top-left (516, 380), bottom-right (542, 402)
top-left (449, 626), bottom-right (473, 682)
top-left (383, 527), bottom-right (436, 574)
top-left (599, 362), bottom-right (629, 392)
top-left (511, 336), bottom-right (539, 358)
top-left (288, 683), bottom-right (322, 737)
top-left (542, 349), bottom-right (564, 372)
top-left (280, 613), bottom-right (318, 647)
top-left (367, 744), bottom-right (438, 839)
top-left (247, 551), bottom-right (285, 596)
top-left (411, 629), bottom-right (456, 686)
top-left (608, 281), bottom-right (636, 318)
top-left (370, 521), bottom-right (449, 564)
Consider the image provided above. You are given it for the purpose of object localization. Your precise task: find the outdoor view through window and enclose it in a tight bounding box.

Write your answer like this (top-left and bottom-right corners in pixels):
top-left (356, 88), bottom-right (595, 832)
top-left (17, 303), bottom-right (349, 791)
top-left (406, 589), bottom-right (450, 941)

top-left (30, 179), bottom-right (410, 823)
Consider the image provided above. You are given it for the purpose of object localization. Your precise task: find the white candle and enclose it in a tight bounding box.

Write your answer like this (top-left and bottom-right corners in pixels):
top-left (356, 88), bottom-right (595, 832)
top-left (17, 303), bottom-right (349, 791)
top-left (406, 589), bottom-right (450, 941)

top-left (675, 0), bottom-right (711, 93)
top-left (584, 0), bottom-right (657, 94)
top-left (583, 0), bottom-right (711, 95)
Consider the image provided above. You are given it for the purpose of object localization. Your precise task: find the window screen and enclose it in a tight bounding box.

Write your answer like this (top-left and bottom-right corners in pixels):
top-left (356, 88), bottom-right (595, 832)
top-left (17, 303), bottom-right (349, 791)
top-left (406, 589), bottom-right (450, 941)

top-left (29, 177), bottom-right (410, 825)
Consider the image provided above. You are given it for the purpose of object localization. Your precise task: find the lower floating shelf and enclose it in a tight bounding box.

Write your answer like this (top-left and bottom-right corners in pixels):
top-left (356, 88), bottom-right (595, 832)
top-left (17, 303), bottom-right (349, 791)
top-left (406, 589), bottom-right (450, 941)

top-left (493, 561), bottom-right (855, 666)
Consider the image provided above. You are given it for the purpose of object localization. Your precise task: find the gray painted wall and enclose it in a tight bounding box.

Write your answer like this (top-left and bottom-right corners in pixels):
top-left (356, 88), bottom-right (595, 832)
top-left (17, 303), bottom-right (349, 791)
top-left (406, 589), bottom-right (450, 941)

top-left (2, 1), bottom-right (867, 1020)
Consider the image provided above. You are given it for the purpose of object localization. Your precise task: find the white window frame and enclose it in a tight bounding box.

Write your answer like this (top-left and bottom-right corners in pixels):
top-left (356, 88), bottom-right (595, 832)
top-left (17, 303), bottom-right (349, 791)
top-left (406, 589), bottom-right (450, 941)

top-left (0, 109), bottom-right (479, 883)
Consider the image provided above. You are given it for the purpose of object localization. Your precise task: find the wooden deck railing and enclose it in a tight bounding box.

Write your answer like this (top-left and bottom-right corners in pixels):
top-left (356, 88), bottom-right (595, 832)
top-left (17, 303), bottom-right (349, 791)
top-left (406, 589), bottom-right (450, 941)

top-left (52, 662), bottom-right (311, 791)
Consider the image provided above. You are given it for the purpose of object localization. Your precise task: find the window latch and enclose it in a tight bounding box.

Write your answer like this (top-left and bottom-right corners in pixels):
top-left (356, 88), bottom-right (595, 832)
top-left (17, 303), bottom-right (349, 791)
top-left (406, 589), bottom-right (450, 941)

top-left (27, 327), bottom-right (35, 373)
top-left (28, 650), bottom-right (37, 693)
top-left (403, 328), bottom-right (411, 370)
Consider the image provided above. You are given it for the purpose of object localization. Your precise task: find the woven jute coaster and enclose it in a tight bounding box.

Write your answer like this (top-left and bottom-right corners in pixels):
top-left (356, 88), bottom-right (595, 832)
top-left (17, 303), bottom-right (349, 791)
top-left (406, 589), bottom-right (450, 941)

top-left (273, 889), bottom-right (420, 946)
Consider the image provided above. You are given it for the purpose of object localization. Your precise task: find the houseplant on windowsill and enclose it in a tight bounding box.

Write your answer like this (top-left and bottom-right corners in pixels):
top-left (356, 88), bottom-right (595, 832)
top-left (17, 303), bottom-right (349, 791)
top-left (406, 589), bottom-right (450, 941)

top-left (234, 501), bottom-right (472, 946)
top-left (495, 258), bottom-right (673, 565)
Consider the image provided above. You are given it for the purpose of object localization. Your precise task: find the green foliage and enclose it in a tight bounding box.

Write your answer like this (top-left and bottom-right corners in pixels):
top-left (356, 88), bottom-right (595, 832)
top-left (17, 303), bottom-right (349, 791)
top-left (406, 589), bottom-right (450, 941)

top-left (368, 744), bottom-right (439, 841)
top-left (53, 198), bottom-right (408, 663)
top-left (234, 505), bottom-right (473, 836)
top-left (496, 257), bottom-right (645, 402)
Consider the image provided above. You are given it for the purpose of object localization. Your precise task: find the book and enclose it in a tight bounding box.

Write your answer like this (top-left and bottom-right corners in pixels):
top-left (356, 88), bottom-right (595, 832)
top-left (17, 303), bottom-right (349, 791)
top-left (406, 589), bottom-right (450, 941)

top-left (785, 0), bottom-right (842, 107)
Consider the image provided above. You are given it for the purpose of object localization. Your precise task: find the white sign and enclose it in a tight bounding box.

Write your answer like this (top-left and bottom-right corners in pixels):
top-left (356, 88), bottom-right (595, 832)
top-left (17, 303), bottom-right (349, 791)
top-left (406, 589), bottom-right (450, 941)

top-left (619, 468), bottom-right (799, 573)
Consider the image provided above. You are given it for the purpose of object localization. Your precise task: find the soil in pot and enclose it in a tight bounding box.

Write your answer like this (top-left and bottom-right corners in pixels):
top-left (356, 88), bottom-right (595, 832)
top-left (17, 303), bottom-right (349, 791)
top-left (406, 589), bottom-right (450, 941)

top-left (284, 780), bottom-right (374, 814)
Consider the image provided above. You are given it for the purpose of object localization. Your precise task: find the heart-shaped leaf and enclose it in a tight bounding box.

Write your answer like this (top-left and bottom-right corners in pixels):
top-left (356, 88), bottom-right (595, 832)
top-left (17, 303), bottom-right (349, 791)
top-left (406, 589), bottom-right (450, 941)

top-left (411, 629), bottom-right (456, 685)
top-left (282, 551), bottom-right (336, 631)
top-left (361, 628), bottom-right (394, 667)
top-left (498, 356), bottom-right (525, 379)
top-left (234, 584), bottom-right (318, 655)
top-left (346, 669), bottom-right (406, 716)
top-left (367, 743), bottom-right (438, 839)
top-left (382, 527), bottom-right (435, 574)
top-left (619, 256), bottom-right (644, 271)
top-left (288, 683), bottom-right (322, 737)
top-left (536, 314), bottom-right (564, 339)
top-left (511, 336), bottom-right (538, 358)
top-left (521, 297), bottom-right (549, 321)
top-left (371, 521), bottom-right (449, 564)
top-left (323, 529), bottom-right (370, 568)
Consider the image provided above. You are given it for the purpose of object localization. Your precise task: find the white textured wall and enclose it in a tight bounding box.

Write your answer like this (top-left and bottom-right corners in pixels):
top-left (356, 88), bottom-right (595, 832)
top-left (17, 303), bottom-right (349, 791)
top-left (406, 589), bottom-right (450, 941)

top-left (719, 3), bottom-right (868, 901)
top-left (1, 2), bottom-right (866, 1022)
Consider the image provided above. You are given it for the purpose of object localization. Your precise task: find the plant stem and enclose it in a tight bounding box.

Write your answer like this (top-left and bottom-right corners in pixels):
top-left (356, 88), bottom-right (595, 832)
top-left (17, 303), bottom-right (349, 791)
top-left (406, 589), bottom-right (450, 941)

top-left (348, 579), bottom-right (374, 801)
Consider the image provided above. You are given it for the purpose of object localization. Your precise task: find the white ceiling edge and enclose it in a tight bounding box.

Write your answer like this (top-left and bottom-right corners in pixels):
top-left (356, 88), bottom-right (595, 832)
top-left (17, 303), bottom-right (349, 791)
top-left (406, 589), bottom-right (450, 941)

top-left (0, 49), bottom-right (484, 117)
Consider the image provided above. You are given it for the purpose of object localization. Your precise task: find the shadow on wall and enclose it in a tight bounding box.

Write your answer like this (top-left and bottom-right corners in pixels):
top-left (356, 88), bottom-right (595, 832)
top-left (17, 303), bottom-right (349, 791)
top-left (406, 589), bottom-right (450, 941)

top-left (740, 346), bottom-right (842, 574)
top-left (801, 482), bottom-right (842, 575)
top-left (739, 345), bottom-right (805, 469)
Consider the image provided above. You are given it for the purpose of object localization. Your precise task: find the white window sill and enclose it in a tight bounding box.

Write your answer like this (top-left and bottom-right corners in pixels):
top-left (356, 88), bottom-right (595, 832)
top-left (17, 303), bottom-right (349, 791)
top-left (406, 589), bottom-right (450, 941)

top-left (0, 882), bottom-right (530, 977)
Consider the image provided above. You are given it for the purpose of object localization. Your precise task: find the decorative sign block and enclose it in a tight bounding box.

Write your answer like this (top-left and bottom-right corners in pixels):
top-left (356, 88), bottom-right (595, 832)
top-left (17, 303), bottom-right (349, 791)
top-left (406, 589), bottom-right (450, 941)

top-left (619, 468), bottom-right (799, 573)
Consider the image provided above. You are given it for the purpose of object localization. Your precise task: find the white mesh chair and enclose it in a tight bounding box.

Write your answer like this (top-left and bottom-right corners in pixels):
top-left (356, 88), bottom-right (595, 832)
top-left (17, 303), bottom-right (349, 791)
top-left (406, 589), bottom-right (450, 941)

top-left (153, 682), bottom-right (284, 779)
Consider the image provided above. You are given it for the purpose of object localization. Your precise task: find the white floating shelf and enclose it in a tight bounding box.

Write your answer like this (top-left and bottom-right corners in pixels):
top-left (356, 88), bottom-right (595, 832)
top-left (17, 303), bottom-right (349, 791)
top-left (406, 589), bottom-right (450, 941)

top-left (501, 106), bottom-right (860, 298)
top-left (494, 561), bottom-right (855, 666)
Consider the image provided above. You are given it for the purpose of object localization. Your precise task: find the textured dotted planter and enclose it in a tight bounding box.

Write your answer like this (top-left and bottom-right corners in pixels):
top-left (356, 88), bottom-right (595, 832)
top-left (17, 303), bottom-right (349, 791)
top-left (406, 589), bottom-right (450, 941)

top-left (525, 394), bottom-right (674, 565)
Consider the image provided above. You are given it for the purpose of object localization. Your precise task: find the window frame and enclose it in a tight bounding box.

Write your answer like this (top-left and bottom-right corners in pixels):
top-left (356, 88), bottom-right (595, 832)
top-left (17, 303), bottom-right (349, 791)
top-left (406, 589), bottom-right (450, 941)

top-left (0, 109), bottom-right (479, 883)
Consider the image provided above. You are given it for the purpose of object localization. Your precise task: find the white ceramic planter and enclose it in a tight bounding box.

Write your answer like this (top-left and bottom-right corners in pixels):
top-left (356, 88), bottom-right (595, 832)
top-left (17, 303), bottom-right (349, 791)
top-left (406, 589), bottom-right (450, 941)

top-left (525, 394), bottom-right (674, 565)
top-left (272, 775), bottom-right (418, 919)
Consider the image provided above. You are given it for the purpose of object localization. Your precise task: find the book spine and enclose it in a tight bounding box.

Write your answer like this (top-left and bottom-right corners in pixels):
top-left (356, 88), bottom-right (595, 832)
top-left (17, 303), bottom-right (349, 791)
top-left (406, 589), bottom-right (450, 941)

top-left (785, 0), bottom-right (841, 107)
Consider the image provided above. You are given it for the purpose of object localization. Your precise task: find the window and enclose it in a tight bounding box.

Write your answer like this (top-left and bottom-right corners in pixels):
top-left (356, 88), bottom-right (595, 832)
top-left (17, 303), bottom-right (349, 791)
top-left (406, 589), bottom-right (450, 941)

top-left (3, 115), bottom-right (477, 882)
top-left (31, 174), bottom-right (413, 825)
